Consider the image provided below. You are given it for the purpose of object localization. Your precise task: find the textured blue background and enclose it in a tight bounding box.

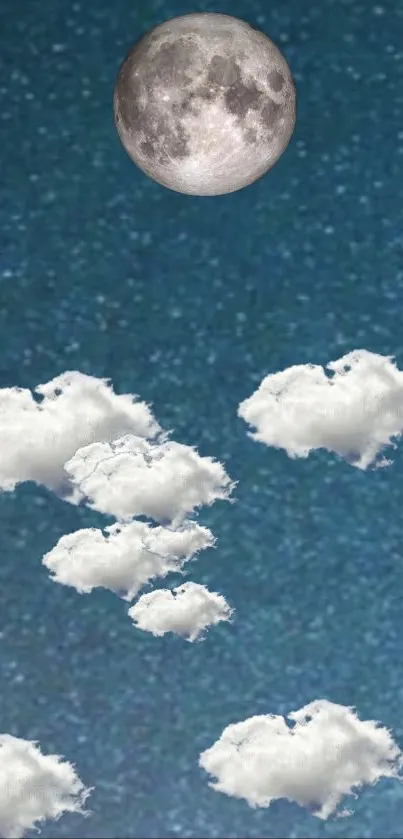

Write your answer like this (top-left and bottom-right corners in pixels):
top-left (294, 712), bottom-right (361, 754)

top-left (1, 0), bottom-right (403, 836)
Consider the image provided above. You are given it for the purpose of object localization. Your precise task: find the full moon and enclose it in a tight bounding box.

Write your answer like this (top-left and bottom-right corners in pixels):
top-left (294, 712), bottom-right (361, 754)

top-left (114, 12), bottom-right (296, 196)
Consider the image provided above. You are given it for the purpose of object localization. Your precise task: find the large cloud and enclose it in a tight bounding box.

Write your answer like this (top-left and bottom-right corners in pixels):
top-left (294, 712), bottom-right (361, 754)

top-left (199, 699), bottom-right (403, 820)
top-left (128, 581), bottom-right (233, 641)
top-left (65, 435), bottom-right (235, 523)
top-left (238, 350), bottom-right (403, 469)
top-left (0, 371), bottom-right (160, 495)
top-left (43, 520), bottom-right (215, 600)
top-left (0, 734), bottom-right (92, 838)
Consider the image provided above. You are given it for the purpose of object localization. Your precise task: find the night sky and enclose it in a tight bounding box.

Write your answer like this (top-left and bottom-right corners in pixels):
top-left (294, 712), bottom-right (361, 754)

top-left (2, 0), bottom-right (403, 836)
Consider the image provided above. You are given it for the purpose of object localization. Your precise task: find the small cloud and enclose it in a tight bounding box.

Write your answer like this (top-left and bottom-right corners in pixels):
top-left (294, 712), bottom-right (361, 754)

top-left (128, 581), bottom-right (234, 641)
top-left (65, 435), bottom-right (235, 523)
top-left (43, 520), bottom-right (215, 601)
top-left (0, 734), bottom-right (92, 839)
top-left (199, 699), bottom-right (403, 820)
top-left (0, 371), bottom-right (160, 496)
top-left (238, 349), bottom-right (403, 469)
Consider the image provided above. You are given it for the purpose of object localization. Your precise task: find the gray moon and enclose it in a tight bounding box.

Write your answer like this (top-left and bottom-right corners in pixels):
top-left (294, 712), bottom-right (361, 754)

top-left (114, 12), bottom-right (296, 196)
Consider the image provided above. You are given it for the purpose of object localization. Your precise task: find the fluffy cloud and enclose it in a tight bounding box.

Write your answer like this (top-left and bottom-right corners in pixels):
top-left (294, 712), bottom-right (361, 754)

top-left (199, 699), bottom-right (403, 820)
top-left (0, 371), bottom-right (160, 495)
top-left (238, 349), bottom-right (403, 469)
top-left (65, 435), bottom-right (235, 523)
top-left (128, 581), bottom-right (233, 641)
top-left (43, 520), bottom-right (215, 600)
top-left (0, 734), bottom-right (91, 838)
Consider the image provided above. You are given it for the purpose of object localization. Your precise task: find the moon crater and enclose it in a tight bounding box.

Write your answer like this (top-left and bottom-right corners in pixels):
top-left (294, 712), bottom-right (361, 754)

top-left (114, 13), bottom-right (296, 195)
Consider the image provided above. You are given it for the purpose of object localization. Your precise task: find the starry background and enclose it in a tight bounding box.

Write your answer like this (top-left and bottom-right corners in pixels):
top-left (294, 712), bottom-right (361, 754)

top-left (1, 0), bottom-right (403, 836)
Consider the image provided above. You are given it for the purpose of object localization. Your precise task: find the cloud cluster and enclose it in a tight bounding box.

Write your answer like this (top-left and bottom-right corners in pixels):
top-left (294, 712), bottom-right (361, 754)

top-left (238, 349), bottom-right (403, 469)
top-left (43, 520), bottom-right (215, 601)
top-left (0, 371), bottom-right (160, 495)
top-left (0, 734), bottom-right (91, 839)
top-left (0, 370), bottom-right (235, 641)
top-left (65, 435), bottom-right (235, 523)
top-left (128, 582), bottom-right (233, 641)
top-left (199, 699), bottom-right (403, 820)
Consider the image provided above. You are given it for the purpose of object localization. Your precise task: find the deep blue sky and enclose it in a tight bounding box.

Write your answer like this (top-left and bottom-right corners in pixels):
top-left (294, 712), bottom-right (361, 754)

top-left (2, 0), bottom-right (403, 836)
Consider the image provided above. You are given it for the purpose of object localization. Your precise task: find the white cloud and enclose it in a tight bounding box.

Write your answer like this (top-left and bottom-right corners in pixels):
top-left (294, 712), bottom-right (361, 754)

top-left (238, 349), bottom-right (403, 469)
top-left (0, 371), bottom-right (160, 496)
top-left (0, 734), bottom-right (92, 839)
top-left (199, 699), bottom-right (403, 820)
top-left (128, 581), bottom-right (233, 641)
top-left (43, 519), bottom-right (215, 601)
top-left (65, 434), bottom-right (235, 523)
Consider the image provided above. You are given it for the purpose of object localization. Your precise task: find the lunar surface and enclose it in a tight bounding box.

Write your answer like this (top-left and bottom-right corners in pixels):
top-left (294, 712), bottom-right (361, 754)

top-left (114, 12), bottom-right (296, 196)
